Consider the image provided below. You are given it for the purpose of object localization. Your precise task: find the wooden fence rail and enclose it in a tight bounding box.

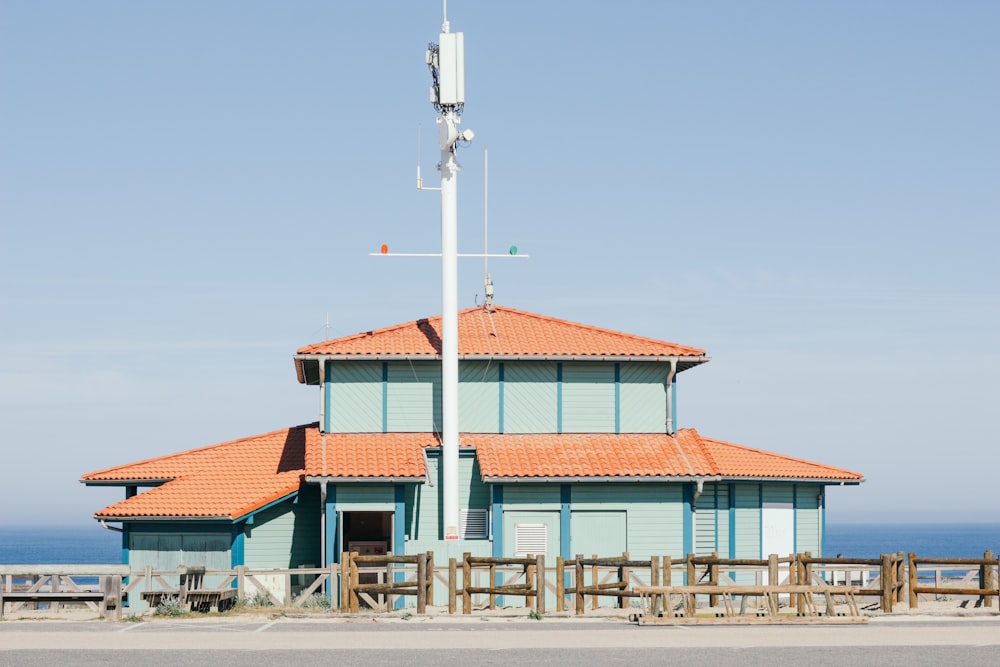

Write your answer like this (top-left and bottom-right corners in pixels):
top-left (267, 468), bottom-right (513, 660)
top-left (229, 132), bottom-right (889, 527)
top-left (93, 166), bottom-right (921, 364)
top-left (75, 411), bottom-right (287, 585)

top-left (908, 551), bottom-right (998, 609)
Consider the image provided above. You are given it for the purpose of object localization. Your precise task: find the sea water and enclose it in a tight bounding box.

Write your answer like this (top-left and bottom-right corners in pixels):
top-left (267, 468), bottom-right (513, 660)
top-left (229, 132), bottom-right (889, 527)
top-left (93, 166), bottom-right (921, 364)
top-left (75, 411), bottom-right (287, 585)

top-left (2, 523), bottom-right (1000, 564)
top-left (0, 525), bottom-right (120, 564)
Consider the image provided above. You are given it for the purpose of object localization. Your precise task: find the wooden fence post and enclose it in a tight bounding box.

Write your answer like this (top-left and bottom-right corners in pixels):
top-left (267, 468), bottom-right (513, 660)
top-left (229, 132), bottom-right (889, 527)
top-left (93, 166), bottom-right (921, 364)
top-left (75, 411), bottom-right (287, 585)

top-left (556, 557), bottom-right (565, 612)
top-left (591, 554), bottom-right (599, 610)
top-left (979, 550), bottom-right (994, 608)
top-left (709, 552), bottom-right (719, 609)
top-left (908, 552), bottom-right (918, 609)
top-left (575, 555), bottom-right (584, 615)
top-left (650, 555), bottom-right (661, 617)
top-left (526, 555), bottom-right (536, 610)
top-left (426, 551), bottom-right (435, 606)
top-left (686, 553), bottom-right (695, 587)
top-left (896, 551), bottom-right (906, 603)
top-left (448, 558), bottom-right (457, 614)
top-left (416, 553), bottom-right (427, 614)
top-left (767, 554), bottom-right (778, 588)
top-left (462, 552), bottom-right (471, 615)
top-left (340, 554), bottom-right (349, 612)
top-left (620, 551), bottom-right (630, 609)
top-left (536, 554), bottom-right (545, 615)
top-left (880, 553), bottom-right (893, 612)
top-left (349, 552), bottom-right (360, 613)
top-left (787, 553), bottom-right (796, 610)
top-left (489, 562), bottom-right (497, 610)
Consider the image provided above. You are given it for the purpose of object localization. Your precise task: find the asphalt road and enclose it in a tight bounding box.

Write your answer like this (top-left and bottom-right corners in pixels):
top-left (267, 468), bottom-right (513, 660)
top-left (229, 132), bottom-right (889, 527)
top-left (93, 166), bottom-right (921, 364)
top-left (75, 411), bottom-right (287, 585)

top-left (2, 618), bottom-right (998, 666)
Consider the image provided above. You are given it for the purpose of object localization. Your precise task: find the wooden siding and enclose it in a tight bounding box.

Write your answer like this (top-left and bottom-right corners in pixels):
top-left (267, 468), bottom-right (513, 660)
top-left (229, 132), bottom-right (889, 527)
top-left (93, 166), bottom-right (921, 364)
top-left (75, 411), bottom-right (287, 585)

top-left (244, 489), bottom-right (321, 569)
top-left (695, 483), bottom-right (730, 556)
top-left (502, 363), bottom-right (558, 433)
top-left (570, 484), bottom-right (684, 560)
top-left (561, 363), bottom-right (615, 433)
top-left (386, 363), bottom-right (441, 432)
top-left (327, 362), bottom-right (381, 433)
top-left (405, 454), bottom-right (491, 556)
top-left (335, 485), bottom-right (395, 511)
top-left (732, 483), bottom-right (761, 559)
top-left (500, 484), bottom-right (561, 509)
top-left (618, 364), bottom-right (667, 433)
top-left (795, 485), bottom-right (822, 555)
top-left (459, 362), bottom-right (500, 433)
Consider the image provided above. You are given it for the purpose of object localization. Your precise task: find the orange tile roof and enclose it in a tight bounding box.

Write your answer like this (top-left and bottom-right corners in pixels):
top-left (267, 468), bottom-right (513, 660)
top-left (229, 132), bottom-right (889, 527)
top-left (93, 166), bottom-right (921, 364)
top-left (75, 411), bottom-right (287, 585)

top-left (304, 432), bottom-right (433, 478)
top-left (471, 430), bottom-right (863, 481)
top-left (297, 306), bottom-right (707, 358)
top-left (83, 425), bottom-right (432, 520)
top-left (83, 425), bottom-right (316, 520)
top-left (696, 435), bottom-right (864, 480)
top-left (85, 426), bottom-right (861, 519)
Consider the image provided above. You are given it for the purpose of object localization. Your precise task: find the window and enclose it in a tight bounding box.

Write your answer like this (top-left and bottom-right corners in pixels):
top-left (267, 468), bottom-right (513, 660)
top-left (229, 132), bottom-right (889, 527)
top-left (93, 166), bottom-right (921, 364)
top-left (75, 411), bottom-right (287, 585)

top-left (460, 509), bottom-right (489, 539)
top-left (514, 523), bottom-right (546, 557)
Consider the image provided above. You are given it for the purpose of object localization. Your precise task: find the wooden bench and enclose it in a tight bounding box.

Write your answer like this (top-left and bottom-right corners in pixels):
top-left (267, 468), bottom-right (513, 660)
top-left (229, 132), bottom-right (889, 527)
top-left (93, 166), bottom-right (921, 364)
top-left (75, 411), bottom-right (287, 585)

top-left (140, 566), bottom-right (238, 613)
top-left (635, 584), bottom-right (866, 625)
top-left (0, 590), bottom-right (118, 619)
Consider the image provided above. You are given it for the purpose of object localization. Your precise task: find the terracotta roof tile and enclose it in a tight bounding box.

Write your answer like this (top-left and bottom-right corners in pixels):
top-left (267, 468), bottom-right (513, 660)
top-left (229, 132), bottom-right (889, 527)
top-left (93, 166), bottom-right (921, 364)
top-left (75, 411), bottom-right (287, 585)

top-left (297, 306), bottom-right (706, 358)
top-left (304, 432), bottom-right (433, 478)
top-left (83, 424), bottom-right (316, 520)
top-left (85, 425), bottom-right (861, 519)
top-left (697, 435), bottom-right (864, 480)
top-left (471, 429), bottom-right (863, 481)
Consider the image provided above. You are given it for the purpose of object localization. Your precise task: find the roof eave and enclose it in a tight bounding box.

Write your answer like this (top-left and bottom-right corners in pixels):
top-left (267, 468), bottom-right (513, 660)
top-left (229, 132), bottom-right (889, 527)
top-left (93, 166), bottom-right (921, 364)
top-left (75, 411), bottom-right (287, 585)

top-left (93, 515), bottom-right (233, 522)
top-left (294, 354), bottom-right (710, 385)
top-left (304, 475), bottom-right (427, 484)
top-left (81, 478), bottom-right (173, 487)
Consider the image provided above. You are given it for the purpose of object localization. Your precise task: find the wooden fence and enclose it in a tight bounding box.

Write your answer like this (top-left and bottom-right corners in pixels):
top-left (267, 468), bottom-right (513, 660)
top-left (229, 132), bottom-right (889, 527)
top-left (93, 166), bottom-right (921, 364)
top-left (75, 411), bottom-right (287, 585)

top-left (4, 551), bottom-right (999, 618)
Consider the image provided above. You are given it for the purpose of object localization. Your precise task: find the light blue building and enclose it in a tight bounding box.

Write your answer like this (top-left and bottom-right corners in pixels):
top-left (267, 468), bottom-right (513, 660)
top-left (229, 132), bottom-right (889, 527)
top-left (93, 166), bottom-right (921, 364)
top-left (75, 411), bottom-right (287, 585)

top-left (84, 305), bottom-right (863, 599)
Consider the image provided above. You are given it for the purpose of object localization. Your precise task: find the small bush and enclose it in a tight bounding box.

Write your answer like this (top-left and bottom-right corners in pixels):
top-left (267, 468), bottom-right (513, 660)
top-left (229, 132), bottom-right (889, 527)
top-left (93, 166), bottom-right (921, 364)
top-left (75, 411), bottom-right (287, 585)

top-left (529, 608), bottom-right (543, 620)
top-left (244, 590), bottom-right (274, 608)
top-left (153, 595), bottom-right (187, 617)
top-left (301, 593), bottom-right (332, 610)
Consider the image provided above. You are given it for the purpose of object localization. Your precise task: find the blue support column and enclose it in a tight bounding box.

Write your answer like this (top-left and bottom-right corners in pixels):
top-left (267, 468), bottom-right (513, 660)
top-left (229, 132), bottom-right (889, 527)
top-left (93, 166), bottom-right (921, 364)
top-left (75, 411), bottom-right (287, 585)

top-left (325, 486), bottom-right (338, 566)
top-left (560, 485), bottom-right (571, 559)
top-left (614, 363), bottom-right (621, 433)
top-left (491, 486), bottom-right (503, 557)
top-left (492, 485), bottom-right (504, 605)
top-left (820, 487), bottom-right (826, 556)
top-left (381, 363), bottom-right (389, 432)
top-left (121, 524), bottom-right (130, 607)
top-left (728, 485), bottom-right (736, 558)
top-left (394, 485), bottom-right (406, 608)
top-left (498, 363), bottom-right (505, 434)
top-left (231, 524), bottom-right (246, 568)
top-left (683, 484), bottom-right (694, 582)
top-left (556, 363), bottom-right (563, 434)
top-left (793, 484), bottom-right (799, 554)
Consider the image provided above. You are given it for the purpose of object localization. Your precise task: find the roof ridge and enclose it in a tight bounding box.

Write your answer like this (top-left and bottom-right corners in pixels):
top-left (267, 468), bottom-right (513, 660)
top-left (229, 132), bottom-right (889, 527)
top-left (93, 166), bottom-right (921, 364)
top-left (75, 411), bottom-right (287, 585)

top-left (491, 306), bottom-right (705, 355)
top-left (679, 427), bottom-right (721, 475)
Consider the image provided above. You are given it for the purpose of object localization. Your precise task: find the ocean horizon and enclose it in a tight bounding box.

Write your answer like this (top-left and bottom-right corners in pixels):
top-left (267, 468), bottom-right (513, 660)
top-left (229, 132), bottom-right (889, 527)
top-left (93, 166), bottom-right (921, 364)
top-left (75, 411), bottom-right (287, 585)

top-left (2, 522), bottom-right (999, 565)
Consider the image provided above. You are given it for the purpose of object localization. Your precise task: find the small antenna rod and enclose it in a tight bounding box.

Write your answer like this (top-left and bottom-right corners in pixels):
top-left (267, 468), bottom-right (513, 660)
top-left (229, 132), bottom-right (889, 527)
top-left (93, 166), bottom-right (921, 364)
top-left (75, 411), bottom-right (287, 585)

top-left (416, 125), bottom-right (422, 190)
top-left (442, 0), bottom-right (449, 32)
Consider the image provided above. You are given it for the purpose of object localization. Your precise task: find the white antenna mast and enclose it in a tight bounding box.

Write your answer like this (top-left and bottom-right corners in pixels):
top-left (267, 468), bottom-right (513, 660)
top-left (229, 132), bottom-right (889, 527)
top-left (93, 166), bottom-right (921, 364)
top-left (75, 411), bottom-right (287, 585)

top-left (372, 4), bottom-right (528, 549)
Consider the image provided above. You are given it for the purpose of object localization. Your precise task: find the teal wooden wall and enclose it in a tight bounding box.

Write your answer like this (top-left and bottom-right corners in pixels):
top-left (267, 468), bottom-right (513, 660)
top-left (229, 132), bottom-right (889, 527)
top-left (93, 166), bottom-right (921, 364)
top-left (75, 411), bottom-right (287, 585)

top-left (327, 362), bottom-right (381, 432)
top-left (732, 483), bottom-right (762, 560)
top-left (569, 484), bottom-right (684, 560)
top-left (795, 485), bottom-right (822, 555)
top-left (386, 363), bottom-right (441, 432)
top-left (502, 363), bottom-right (559, 433)
top-left (695, 482), bottom-right (730, 556)
top-left (459, 362), bottom-right (500, 432)
top-left (561, 363), bottom-right (616, 432)
top-left (324, 360), bottom-right (672, 434)
top-left (619, 364), bottom-right (667, 432)
top-left (404, 453), bottom-right (492, 558)
top-left (244, 487), bottom-right (321, 569)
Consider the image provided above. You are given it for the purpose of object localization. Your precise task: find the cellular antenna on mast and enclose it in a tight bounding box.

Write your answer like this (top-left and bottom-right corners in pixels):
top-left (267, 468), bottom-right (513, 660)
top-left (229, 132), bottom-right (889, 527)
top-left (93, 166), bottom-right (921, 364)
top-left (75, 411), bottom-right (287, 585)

top-left (373, 4), bottom-right (528, 548)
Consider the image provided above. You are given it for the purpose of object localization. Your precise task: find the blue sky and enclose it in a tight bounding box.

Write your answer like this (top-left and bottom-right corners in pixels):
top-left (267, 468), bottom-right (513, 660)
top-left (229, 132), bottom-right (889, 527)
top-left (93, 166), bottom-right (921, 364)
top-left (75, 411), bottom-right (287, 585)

top-left (1, 1), bottom-right (997, 526)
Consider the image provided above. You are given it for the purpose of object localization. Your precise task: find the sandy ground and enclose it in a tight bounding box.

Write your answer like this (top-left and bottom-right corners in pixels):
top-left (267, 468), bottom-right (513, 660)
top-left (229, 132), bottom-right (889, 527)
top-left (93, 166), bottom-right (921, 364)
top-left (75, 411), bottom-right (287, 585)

top-left (2, 594), bottom-right (998, 624)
